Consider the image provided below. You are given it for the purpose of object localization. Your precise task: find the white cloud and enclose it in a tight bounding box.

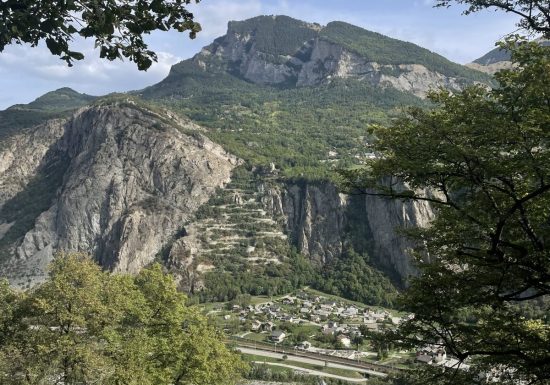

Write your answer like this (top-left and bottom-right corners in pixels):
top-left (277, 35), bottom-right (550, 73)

top-left (0, 38), bottom-right (182, 107)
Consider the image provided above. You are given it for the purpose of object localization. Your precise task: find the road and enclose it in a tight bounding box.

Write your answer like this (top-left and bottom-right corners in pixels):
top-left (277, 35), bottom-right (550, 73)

top-left (237, 346), bottom-right (387, 378)
top-left (251, 361), bottom-right (368, 383)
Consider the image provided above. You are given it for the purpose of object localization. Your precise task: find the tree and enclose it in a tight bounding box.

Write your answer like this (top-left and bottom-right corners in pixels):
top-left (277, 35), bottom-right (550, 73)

top-left (0, 0), bottom-right (202, 70)
top-left (0, 253), bottom-right (246, 384)
top-left (341, 39), bottom-right (550, 384)
top-left (435, 1), bottom-right (550, 37)
top-left (352, 335), bottom-right (364, 350)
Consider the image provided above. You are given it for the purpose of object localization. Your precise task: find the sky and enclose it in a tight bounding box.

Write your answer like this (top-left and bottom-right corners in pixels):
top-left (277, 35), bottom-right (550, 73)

top-left (0, 0), bottom-right (522, 110)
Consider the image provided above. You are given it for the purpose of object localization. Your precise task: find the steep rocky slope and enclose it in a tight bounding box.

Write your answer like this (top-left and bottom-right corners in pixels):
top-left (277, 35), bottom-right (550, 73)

top-left (148, 16), bottom-right (490, 99)
top-left (166, 167), bottom-right (434, 290)
top-left (0, 102), bottom-right (238, 287)
top-left (265, 181), bottom-right (434, 284)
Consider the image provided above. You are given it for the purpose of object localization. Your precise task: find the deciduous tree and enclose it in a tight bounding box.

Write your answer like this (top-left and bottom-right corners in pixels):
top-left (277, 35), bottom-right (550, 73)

top-left (0, 253), bottom-right (246, 384)
top-left (436, 1), bottom-right (550, 37)
top-left (0, 0), bottom-right (202, 69)
top-left (341, 38), bottom-right (550, 384)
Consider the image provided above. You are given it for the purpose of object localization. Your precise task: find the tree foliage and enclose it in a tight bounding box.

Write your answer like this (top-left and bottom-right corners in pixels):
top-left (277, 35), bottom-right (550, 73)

top-left (436, 0), bottom-right (550, 37)
top-left (0, 0), bottom-right (201, 69)
top-left (0, 253), bottom-right (246, 384)
top-left (313, 250), bottom-right (398, 307)
top-left (342, 39), bottom-right (550, 384)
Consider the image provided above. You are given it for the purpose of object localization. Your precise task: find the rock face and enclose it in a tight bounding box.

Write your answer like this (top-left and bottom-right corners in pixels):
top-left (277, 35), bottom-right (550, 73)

top-left (0, 103), bottom-right (238, 286)
top-left (189, 16), bottom-right (472, 98)
top-left (264, 181), bottom-right (435, 286)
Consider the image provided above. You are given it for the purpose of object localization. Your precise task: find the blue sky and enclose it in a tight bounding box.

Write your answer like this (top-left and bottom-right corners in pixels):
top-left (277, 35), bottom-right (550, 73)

top-left (0, 0), bottom-right (521, 109)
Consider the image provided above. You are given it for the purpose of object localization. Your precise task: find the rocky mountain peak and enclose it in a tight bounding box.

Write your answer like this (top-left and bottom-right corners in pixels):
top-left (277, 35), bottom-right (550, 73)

top-left (150, 15), bottom-right (491, 99)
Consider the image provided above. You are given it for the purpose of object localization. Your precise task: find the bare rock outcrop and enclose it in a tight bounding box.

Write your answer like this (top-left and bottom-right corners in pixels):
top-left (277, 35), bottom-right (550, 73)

top-left (192, 20), bottom-right (468, 98)
top-left (0, 104), bottom-right (239, 286)
top-left (264, 181), bottom-right (435, 285)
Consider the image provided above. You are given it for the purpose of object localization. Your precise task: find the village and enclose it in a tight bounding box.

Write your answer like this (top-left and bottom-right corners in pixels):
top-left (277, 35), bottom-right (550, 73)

top-left (203, 288), bottom-right (458, 369)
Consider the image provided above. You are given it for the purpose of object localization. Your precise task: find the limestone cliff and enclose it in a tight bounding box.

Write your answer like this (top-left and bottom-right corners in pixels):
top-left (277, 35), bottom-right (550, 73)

top-left (0, 103), bottom-right (238, 287)
top-left (263, 181), bottom-right (434, 286)
top-left (187, 16), bottom-right (484, 98)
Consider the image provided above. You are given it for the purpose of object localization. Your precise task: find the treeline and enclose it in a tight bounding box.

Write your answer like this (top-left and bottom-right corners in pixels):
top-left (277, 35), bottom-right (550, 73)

top-left (198, 252), bottom-right (317, 302)
top-left (245, 362), bottom-right (355, 384)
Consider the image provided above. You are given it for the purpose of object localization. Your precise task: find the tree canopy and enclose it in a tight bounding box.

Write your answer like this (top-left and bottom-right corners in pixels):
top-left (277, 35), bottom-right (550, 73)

top-left (342, 38), bottom-right (550, 384)
top-left (0, 253), bottom-right (246, 385)
top-left (436, 1), bottom-right (550, 37)
top-left (0, 0), bottom-right (202, 70)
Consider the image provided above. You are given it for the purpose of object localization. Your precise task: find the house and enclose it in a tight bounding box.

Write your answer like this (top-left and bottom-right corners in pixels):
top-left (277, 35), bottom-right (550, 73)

top-left (434, 349), bottom-right (447, 363)
top-left (416, 354), bottom-right (433, 364)
top-left (416, 346), bottom-right (447, 364)
top-left (251, 320), bottom-right (262, 331)
top-left (271, 330), bottom-right (286, 342)
top-left (314, 309), bottom-right (330, 319)
top-left (364, 323), bottom-right (379, 331)
top-left (281, 315), bottom-right (295, 323)
top-left (310, 315), bottom-right (321, 323)
top-left (342, 306), bottom-right (359, 318)
top-left (300, 307), bottom-right (310, 315)
top-left (390, 317), bottom-right (402, 325)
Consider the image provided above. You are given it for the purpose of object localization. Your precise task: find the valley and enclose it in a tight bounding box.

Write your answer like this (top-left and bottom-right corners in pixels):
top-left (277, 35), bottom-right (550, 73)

top-left (0, 12), bottom-right (525, 385)
top-left (0, 14), bottom-right (491, 305)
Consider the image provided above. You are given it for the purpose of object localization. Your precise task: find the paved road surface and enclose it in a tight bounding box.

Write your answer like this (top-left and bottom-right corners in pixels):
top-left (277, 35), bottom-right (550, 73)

top-left (237, 346), bottom-right (387, 378)
top-left (251, 361), bottom-right (368, 383)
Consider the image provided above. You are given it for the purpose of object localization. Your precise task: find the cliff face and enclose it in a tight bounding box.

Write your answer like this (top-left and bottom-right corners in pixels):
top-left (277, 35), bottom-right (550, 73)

top-left (190, 17), bottom-right (474, 98)
top-left (263, 181), bottom-right (434, 285)
top-left (0, 103), bottom-right (238, 287)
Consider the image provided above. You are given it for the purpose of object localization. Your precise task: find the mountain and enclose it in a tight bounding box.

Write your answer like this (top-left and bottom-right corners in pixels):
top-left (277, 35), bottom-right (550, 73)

top-left (466, 39), bottom-right (549, 74)
top-left (2, 15), bottom-right (486, 299)
top-left (140, 15), bottom-right (492, 181)
top-left (0, 88), bottom-right (96, 143)
top-left (145, 15), bottom-right (490, 97)
top-left (0, 98), bottom-right (238, 287)
top-left (466, 46), bottom-right (514, 74)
